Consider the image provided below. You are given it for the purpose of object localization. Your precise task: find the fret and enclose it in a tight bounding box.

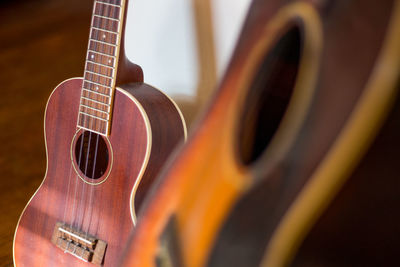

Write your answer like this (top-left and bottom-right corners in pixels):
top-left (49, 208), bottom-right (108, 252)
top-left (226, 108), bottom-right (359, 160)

top-left (94, 14), bottom-right (120, 23)
top-left (79, 113), bottom-right (102, 129)
top-left (89, 49), bottom-right (116, 59)
top-left (81, 103), bottom-right (109, 114)
top-left (96, 1), bottom-right (121, 9)
top-left (90, 28), bottom-right (118, 45)
top-left (78, 125), bottom-right (107, 136)
top-left (81, 97), bottom-right (110, 112)
top-left (84, 71), bottom-right (113, 87)
top-left (95, 2), bottom-right (121, 19)
top-left (86, 62), bottom-right (114, 78)
top-left (87, 51), bottom-right (115, 67)
top-left (81, 94), bottom-right (110, 107)
top-left (82, 85), bottom-right (112, 101)
top-left (87, 60), bottom-right (115, 73)
top-left (86, 69), bottom-right (112, 80)
top-left (88, 60), bottom-right (115, 71)
top-left (97, 0), bottom-right (122, 6)
top-left (94, 1), bottom-right (121, 19)
top-left (93, 16), bottom-right (119, 33)
top-left (82, 86), bottom-right (111, 99)
top-left (80, 105), bottom-right (109, 121)
top-left (90, 28), bottom-right (118, 46)
top-left (78, 114), bottom-right (108, 135)
top-left (89, 39), bottom-right (116, 56)
top-left (92, 26), bottom-right (118, 35)
top-left (83, 80), bottom-right (112, 96)
top-left (90, 38), bottom-right (117, 47)
top-left (77, 0), bottom-right (125, 136)
top-left (79, 111), bottom-right (109, 122)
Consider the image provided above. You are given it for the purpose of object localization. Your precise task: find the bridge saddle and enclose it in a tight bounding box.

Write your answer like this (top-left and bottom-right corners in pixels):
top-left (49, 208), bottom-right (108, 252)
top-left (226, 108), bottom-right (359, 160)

top-left (51, 222), bottom-right (107, 266)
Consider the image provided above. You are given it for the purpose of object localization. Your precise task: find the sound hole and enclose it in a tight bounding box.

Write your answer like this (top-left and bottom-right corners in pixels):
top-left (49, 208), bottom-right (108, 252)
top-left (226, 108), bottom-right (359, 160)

top-left (238, 26), bottom-right (301, 165)
top-left (74, 131), bottom-right (109, 180)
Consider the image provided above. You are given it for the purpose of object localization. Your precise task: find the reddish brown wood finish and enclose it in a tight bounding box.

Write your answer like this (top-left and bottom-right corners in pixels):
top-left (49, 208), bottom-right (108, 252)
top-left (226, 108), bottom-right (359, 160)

top-left (13, 78), bottom-right (185, 266)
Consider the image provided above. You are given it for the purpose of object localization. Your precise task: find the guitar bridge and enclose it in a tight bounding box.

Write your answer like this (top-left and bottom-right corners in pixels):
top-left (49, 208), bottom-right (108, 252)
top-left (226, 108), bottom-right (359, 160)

top-left (51, 222), bottom-right (107, 266)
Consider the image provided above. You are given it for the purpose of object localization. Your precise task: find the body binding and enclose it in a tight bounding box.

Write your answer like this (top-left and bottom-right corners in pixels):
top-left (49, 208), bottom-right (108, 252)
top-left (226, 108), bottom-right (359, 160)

top-left (13, 78), bottom-right (185, 266)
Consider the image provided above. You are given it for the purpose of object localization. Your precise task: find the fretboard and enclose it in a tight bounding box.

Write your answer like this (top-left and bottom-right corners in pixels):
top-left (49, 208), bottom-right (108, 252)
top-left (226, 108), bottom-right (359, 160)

top-left (77, 0), bottom-right (125, 136)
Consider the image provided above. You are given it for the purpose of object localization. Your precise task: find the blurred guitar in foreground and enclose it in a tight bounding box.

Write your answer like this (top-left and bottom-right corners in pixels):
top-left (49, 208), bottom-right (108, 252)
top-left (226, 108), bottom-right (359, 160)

top-left (121, 0), bottom-right (400, 266)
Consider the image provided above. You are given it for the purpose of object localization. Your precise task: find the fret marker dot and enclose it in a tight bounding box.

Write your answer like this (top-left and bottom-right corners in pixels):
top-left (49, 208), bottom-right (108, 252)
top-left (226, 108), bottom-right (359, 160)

top-left (103, 34), bottom-right (106, 39)
top-left (108, 59), bottom-right (112, 64)
top-left (96, 86), bottom-right (99, 91)
top-left (91, 55), bottom-right (94, 59)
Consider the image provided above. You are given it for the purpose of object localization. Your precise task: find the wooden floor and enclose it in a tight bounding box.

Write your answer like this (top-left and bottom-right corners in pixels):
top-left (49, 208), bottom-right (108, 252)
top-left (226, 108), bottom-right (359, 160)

top-left (0, 1), bottom-right (92, 265)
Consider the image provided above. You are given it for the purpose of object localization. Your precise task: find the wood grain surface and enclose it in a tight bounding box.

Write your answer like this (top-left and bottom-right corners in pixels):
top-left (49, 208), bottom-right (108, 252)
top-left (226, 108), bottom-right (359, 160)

top-left (13, 78), bottom-right (184, 266)
top-left (0, 1), bottom-right (92, 266)
top-left (13, 78), bottom-right (149, 266)
top-left (5, 0), bottom-right (186, 265)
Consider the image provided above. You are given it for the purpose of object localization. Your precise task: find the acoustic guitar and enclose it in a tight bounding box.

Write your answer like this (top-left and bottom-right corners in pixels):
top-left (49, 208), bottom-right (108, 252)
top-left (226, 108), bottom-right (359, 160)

top-left (120, 0), bottom-right (400, 266)
top-left (13, 0), bottom-right (186, 266)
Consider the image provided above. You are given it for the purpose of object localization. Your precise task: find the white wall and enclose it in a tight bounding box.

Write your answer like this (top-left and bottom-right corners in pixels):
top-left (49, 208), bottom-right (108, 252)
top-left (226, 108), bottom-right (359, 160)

top-left (211, 0), bottom-right (251, 78)
top-left (124, 0), bottom-right (251, 100)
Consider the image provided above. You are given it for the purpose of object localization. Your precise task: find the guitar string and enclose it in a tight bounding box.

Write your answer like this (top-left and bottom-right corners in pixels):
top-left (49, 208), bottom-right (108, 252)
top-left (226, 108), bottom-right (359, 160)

top-left (69, 0), bottom-right (102, 232)
top-left (85, 133), bottom-right (100, 240)
top-left (59, 1), bottom-right (125, 254)
top-left (69, 128), bottom-right (85, 229)
top-left (77, 0), bottom-right (109, 234)
top-left (91, 0), bottom-right (121, 238)
top-left (65, 0), bottom-right (121, 241)
top-left (62, 129), bottom-right (80, 228)
top-left (83, 0), bottom-right (117, 239)
top-left (61, 122), bottom-right (77, 225)
top-left (77, 129), bottom-right (92, 230)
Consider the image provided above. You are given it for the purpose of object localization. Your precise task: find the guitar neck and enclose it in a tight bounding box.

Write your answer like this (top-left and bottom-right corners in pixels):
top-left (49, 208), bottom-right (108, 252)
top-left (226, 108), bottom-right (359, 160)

top-left (77, 0), bottom-right (127, 136)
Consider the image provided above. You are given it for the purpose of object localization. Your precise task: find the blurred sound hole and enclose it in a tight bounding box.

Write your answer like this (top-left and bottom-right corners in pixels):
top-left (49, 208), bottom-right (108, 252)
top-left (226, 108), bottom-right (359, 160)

top-left (75, 131), bottom-right (109, 180)
top-left (238, 26), bottom-right (301, 165)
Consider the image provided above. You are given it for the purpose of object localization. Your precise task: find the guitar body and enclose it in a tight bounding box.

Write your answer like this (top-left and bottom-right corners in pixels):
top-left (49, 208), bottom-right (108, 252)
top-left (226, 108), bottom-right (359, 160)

top-left (14, 78), bottom-right (185, 266)
top-left (122, 0), bottom-right (400, 266)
